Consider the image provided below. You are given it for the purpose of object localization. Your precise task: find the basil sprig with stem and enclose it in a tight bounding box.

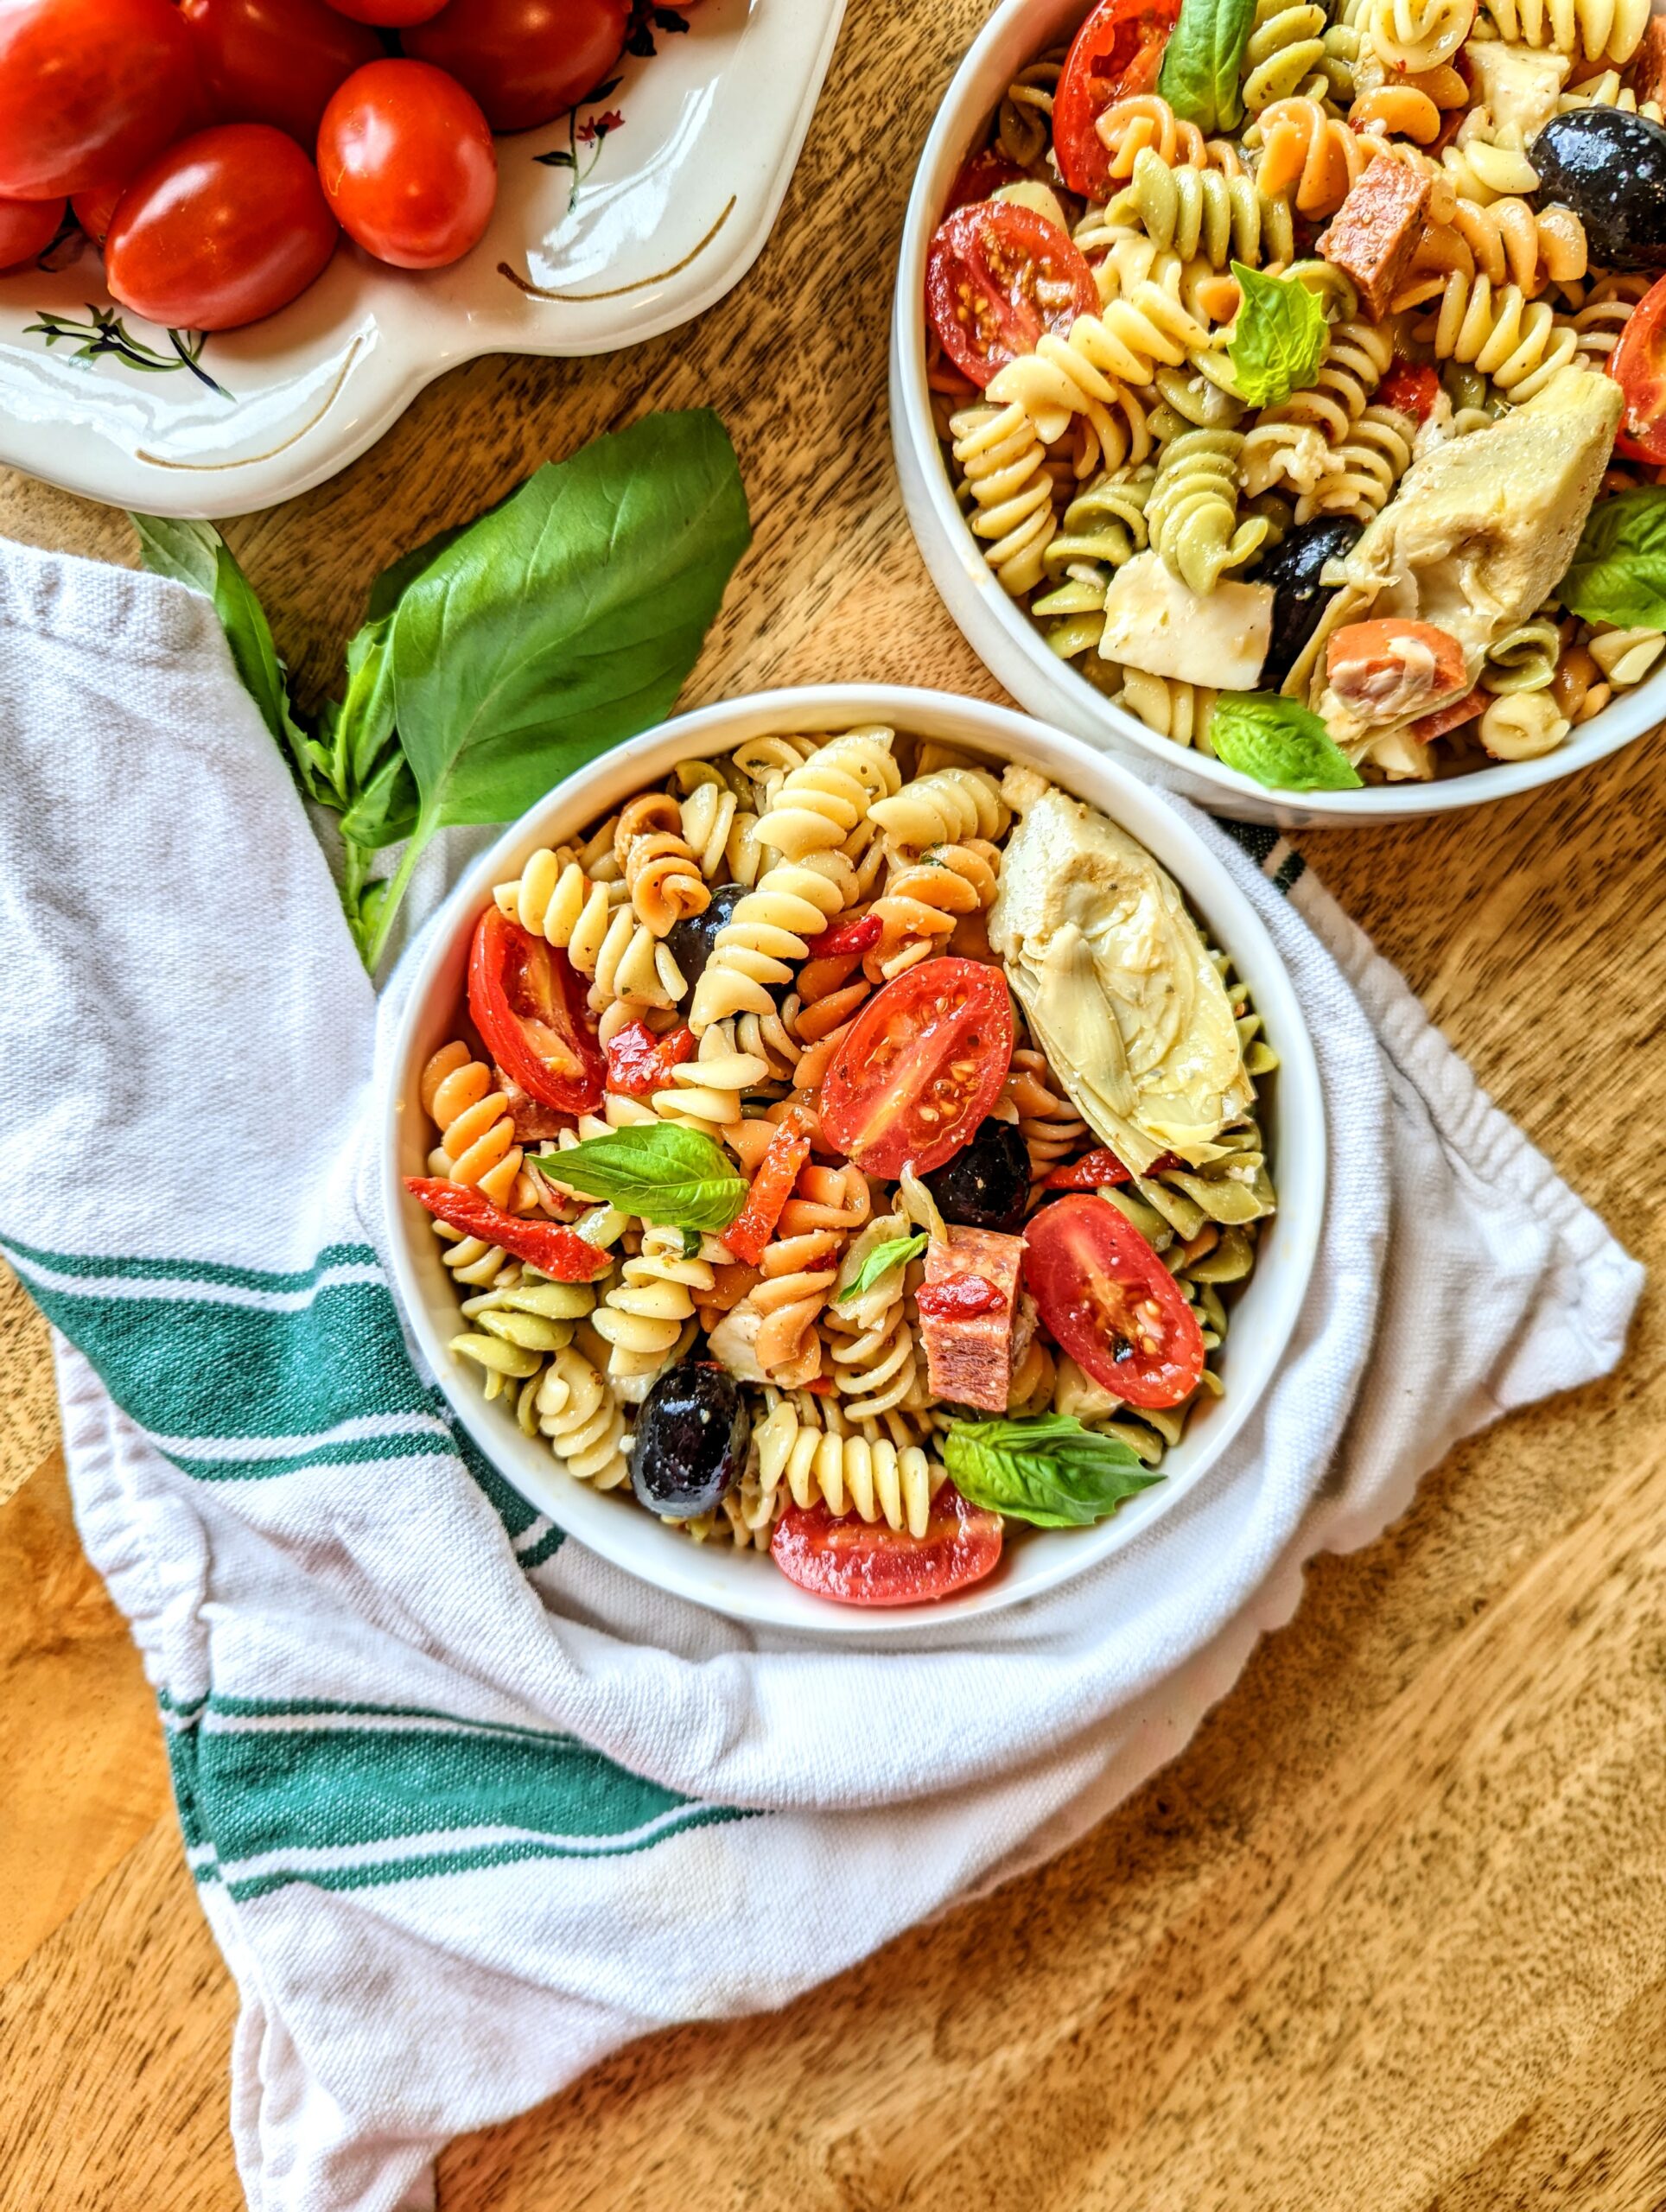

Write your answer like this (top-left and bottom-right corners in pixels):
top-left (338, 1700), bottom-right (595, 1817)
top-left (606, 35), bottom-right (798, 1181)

top-left (944, 1413), bottom-right (1164, 1527)
top-left (133, 409), bottom-right (751, 969)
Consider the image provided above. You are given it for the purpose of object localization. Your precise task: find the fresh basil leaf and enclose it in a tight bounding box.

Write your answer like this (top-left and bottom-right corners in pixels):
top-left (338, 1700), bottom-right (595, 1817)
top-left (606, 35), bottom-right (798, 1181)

top-left (531, 1124), bottom-right (747, 1231)
top-left (835, 1233), bottom-right (927, 1305)
top-left (132, 513), bottom-right (319, 797)
top-left (334, 520), bottom-right (474, 801)
top-left (337, 745), bottom-right (421, 850)
top-left (1560, 487), bottom-right (1666, 629)
top-left (389, 410), bottom-right (751, 831)
top-left (944, 1413), bottom-right (1163, 1529)
top-left (1211, 692), bottom-right (1363, 791)
top-left (1158, 0), bottom-right (1255, 133)
top-left (679, 1228), bottom-right (703, 1259)
top-left (1224, 264), bottom-right (1329, 409)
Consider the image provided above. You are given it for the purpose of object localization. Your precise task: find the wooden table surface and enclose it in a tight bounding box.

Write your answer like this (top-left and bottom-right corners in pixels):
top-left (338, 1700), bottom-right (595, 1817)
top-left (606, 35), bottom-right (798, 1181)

top-left (4, 3), bottom-right (1666, 2205)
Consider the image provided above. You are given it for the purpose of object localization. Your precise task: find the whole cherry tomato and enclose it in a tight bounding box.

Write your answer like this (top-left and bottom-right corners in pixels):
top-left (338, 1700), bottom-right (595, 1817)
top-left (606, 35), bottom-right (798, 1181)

top-left (105, 124), bottom-right (338, 331)
top-left (403, 0), bottom-right (631, 134)
top-left (179, 0), bottom-right (384, 147)
top-left (317, 59), bottom-right (496, 270)
top-left (322, 0), bottom-right (448, 22)
top-left (0, 193), bottom-right (62, 267)
top-left (0, 0), bottom-right (201, 200)
top-left (70, 179), bottom-right (124, 245)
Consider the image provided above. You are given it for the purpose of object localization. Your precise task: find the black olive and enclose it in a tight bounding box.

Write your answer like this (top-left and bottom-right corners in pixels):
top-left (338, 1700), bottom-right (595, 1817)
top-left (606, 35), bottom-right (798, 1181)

top-left (666, 882), bottom-right (747, 996)
top-left (631, 1362), bottom-right (749, 1521)
top-left (1251, 516), bottom-right (1365, 689)
top-left (1531, 109), bottom-right (1666, 270)
top-left (924, 1117), bottom-right (1032, 1235)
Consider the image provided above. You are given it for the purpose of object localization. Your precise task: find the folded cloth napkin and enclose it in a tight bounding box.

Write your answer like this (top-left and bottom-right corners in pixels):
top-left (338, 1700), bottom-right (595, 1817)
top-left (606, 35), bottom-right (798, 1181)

top-left (0, 543), bottom-right (1642, 2212)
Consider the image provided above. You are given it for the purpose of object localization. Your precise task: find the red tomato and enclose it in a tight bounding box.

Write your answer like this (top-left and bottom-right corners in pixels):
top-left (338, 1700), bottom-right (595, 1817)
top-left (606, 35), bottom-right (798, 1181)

top-left (0, 0), bottom-right (201, 200)
top-left (800, 911), bottom-right (882, 961)
top-left (404, 0), bottom-right (631, 135)
top-left (404, 1179), bottom-right (614, 1281)
top-left (944, 145), bottom-right (1025, 215)
top-left (770, 1484), bottom-right (1004, 1607)
top-left (1052, 0), bottom-right (1180, 199)
top-left (1609, 272), bottom-right (1666, 464)
top-left (70, 179), bottom-right (124, 245)
top-left (1378, 360), bottom-right (1440, 424)
top-left (105, 124), bottom-right (337, 331)
top-left (819, 957), bottom-right (1014, 1179)
top-left (467, 906), bottom-right (605, 1116)
top-left (603, 1018), bottom-right (695, 1099)
top-left (0, 193), bottom-right (63, 268)
top-left (1024, 1194), bottom-right (1205, 1409)
top-left (179, 0), bottom-right (383, 147)
top-left (925, 200), bottom-right (1099, 391)
top-left (323, 0), bottom-right (447, 22)
top-left (317, 59), bottom-right (497, 270)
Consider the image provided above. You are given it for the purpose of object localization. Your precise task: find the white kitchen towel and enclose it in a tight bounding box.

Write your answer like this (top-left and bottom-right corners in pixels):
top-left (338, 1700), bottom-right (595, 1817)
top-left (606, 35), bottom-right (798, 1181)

top-left (0, 543), bottom-right (1642, 2212)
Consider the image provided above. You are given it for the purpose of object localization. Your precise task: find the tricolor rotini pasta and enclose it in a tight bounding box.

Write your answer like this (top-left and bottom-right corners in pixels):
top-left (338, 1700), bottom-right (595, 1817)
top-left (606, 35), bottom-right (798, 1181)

top-left (924, 0), bottom-right (1666, 789)
top-left (408, 729), bottom-right (1279, 1607)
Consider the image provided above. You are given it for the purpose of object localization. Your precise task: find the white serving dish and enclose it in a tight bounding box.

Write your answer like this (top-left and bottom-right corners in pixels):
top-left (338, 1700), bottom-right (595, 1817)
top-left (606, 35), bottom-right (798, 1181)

top-left (383, 684), bottom-right (1326, 1635)
top-left (888, 0), bottom-right (1666, 827)
top-left (0, 0), bottom-right (843, 518)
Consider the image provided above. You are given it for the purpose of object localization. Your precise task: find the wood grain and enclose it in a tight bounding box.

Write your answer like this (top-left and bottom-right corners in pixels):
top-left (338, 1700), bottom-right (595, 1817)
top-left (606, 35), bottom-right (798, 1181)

top-left (2, 1), bottom-right (1663, 2203)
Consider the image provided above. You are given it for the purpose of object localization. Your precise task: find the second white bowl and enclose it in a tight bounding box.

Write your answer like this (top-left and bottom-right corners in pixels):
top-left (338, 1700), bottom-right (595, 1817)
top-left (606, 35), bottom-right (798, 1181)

top-left (888, 0), bottom-right (1666, 828)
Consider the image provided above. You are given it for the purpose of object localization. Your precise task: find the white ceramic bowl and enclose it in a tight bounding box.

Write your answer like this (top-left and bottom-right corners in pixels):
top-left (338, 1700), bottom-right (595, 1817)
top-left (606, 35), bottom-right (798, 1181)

top-left (384, 684), bottom-right (1325, 1633)
top-left (888, 0), bottom-right (1666, 828)
top-left (0, 0), bottom-right (843, 518)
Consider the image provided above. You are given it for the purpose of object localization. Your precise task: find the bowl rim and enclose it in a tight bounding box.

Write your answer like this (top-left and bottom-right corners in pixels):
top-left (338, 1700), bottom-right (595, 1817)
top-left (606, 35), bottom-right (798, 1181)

top-left (888, 0), bottom-right (1666, 823)
top-left (381, 683), bottom-right (1327, 1636)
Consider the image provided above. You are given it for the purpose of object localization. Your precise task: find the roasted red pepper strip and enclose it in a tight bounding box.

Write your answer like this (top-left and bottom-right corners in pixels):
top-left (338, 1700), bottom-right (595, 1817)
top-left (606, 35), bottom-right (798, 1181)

top-left (800, 912), bottom-right (883, 962)
top-left (1044, 1146), bottom-right (1179, 1190)
top-left (1378, 360), bottom-right (1440, 425)
top-left (604, 1019), bottom-right (696, 1099)
top-left (404, 1179), bottom-right (613, 1282)
top-left (721, 1127), bottom-right (812, 1266)
top-left (916, 1274), bottom-right (1004, 1319)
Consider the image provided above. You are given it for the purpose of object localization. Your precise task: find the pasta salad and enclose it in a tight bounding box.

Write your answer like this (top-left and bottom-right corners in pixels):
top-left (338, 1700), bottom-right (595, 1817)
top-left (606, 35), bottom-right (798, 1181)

top-left (407, 728), bottom-right (1278, 1607)
top-left (924, 0), bottom-right (1666, 791)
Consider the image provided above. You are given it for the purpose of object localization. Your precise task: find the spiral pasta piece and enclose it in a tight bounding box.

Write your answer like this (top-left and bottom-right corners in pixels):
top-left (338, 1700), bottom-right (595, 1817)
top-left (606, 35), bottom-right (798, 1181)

top-left (1250, 97), bottom-right (1386, 214)
top-left (1095, 94), bottom-right (1237, 180)
top-left (753, 728), bottom-right (902, 861)
top-left (743, 1229), bottom-right (846, 1376)
top-left (948, 401), bottom-right (1058, 598)
top-left (754, 1395), bottom-right (944, 1534)
top-left (1146, 428), bottom-right (1269, 596)
top-left (1369, 0), bottom-right (1476, 68)
top-left (654, 1020), bottom-right (772, 1141)
top-left (984, 287), bottom-right (1212, 450)
top-left (1002, 1046), bottom-right (1089, 1180)
top-left (1478, 689), bottom-right (1571, 758)
top-left (614, 793), bottom-right (709, 937)
top-left (1561, 65), bottom-right (1666, 120)
top-left (868, 764), bottom-right (1008, 854)
top-left (1117, 670), bottom-right (1220, 751)
top-left (689, 849), bottom-right (855, 1033)
top-left (1106, 147), bottom-right (1296, 267)
top-left (421, 1042), bottom-right (522, 1207)
top-left (536, 1347), bottom-right (630, 1489)
top-left (592, 1224), bottom-right (710, 1401)
top-left (495, 849), bottom-right (683, 1029)
top-left (1481, 611), bottom-right (1563, 691)
top-left (1478, 0), bottom-right (1648, 61)
top-left (1242, 0), bottom-right (1332, 111)
top-left (1300, 403), bottom-right (1416, 524)
top-left (1420, 273), bottom-right (1583, 399)
top-left (868, 839), bottom-right (1003, 979)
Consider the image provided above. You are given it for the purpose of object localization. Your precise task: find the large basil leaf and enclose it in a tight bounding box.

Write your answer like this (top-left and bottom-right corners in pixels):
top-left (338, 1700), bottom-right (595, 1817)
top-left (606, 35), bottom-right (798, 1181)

top-left (531, 1123), bottom-right (747, 1232)
top-left (388, 410), bottom-right (751, 831)
top-left (1210, 692), bottom-right (1364, 791)
top-left (944, 1413), bottom-right (1163, 1528)
top-left (1560, 487), bottom-right (1666, 630)
top-left (1226, 264), bottom-right (1329, 409)
top-left (1157, 0), bottom-right (1256, 134)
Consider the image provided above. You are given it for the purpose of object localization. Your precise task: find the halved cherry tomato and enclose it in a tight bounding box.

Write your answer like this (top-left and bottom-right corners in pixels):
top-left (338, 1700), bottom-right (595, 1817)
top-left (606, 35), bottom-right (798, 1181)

top-left (722, 1125), bottom-right (812, 1267)
top-left (105, 124), bottom-right (339, 331)
top-left (404, 0), bottom-right (632, 135)
top-left (404, 1179), bottom-right (614, 1281)
top-left (1052, 0), bottom-right (1180, 199)
top-left (819, 957), bottom-right (1014, 1179)
top-left (1609, 271), bottom-right (1666, 464)
top-left (318, 58), bottom-right (497, 270)
top-left (179, 0), bottom-right (383, 147)
top-left (468, 906), bottom-right (605, 1116)
top-left (925, 200), bottom-right (1099, 390)
top-left (0, 194), bottom-right (63, 269)
top-left (1023, 1193), bottom-right (1205, 1408)
top-left (800, 911), bottom-right (882, 962)
top-left (1378, 360), bottom-right (1440, 424)
top-left (0, 0), bottom-right (202, 200)
top-left (770, 1483), bottom-right (1004, 1607)
top-left (604, 1019), bottom-right (696, 1099)
top-left (944, 145), bottom-right (1025, 215)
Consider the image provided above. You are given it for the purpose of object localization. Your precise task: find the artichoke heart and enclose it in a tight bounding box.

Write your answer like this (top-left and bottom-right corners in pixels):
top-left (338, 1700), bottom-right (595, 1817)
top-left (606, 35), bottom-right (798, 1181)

top-left (988, 786), bottom-right (1252, 1173)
